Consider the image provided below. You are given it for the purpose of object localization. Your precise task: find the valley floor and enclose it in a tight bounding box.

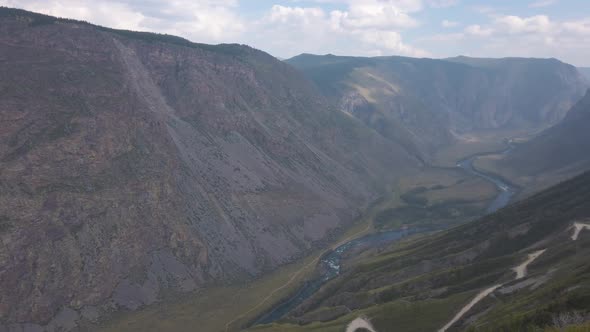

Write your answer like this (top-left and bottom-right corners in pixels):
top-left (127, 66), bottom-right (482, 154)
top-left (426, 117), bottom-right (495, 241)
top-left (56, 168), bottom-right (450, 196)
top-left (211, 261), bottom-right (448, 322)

top-left (92, 164), bottom-right (496, 332)
top-left (93, 133), bottom-right (534, 332)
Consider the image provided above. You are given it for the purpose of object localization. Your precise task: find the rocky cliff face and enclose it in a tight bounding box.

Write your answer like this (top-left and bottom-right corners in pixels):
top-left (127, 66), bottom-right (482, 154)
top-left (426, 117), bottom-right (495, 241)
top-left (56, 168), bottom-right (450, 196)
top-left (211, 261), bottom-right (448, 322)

top-left (0, 8), bottom-right (418, 329)
top-left (287, 54), bottom-right (589, 160)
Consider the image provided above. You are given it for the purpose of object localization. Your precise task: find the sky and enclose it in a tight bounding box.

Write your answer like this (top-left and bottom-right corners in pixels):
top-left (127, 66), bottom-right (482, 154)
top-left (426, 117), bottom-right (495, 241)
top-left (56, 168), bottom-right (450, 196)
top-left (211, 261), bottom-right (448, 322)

top-left (3, 0), bottom-right (590, 66)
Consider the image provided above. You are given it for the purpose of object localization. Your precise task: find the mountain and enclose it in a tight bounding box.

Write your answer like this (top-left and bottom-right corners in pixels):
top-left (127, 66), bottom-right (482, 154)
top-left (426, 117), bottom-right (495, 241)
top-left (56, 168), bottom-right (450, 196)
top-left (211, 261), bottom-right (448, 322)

top-left (0, 8), bottom-right (420, 330)
top-left (252, 171), bottom-right (590, 332)
top-left (476, 90), bottom-right (590, 195)
top-left (579, 67), bottom-right (590, 80)
top-left (286, 54), bottom-right (588, 161)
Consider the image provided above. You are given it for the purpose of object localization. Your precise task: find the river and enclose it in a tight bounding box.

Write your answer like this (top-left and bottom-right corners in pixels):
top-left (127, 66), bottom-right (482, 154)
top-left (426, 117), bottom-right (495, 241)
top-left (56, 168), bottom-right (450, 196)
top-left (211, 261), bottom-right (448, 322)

top-left (456, 142), bottom-right (517, 213)
top-left (250, 143), bottom-right (518, 327)
top-left (251, 228), bottom-right (426, 325)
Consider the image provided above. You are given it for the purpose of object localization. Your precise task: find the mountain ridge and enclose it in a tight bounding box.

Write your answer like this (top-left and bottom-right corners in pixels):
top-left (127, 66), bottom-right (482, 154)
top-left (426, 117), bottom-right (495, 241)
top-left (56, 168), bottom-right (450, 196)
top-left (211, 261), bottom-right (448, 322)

top-left (0, 7), bottom-right (419, 329)
top-left (474, 89), bottom-right (590, 195)
top-left (286, 53), bottom-right (588, 161)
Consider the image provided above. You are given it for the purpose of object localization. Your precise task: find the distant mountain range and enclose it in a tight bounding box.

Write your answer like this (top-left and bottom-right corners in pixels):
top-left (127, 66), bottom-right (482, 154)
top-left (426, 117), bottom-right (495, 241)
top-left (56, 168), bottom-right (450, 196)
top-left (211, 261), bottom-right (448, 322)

top-left (287, 54), bottom-right (588, 161)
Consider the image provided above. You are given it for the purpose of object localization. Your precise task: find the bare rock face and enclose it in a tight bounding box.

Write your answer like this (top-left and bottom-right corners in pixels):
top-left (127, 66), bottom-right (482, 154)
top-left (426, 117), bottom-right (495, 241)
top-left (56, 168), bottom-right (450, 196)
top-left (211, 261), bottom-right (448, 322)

top-left (0, 8), bottom-right (418, 328)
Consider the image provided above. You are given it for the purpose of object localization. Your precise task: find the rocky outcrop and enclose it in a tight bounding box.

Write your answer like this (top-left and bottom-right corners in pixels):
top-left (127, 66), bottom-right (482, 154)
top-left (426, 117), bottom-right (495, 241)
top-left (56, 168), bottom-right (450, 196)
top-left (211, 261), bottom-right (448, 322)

top-left (0, 8), bottom-right (418, 329)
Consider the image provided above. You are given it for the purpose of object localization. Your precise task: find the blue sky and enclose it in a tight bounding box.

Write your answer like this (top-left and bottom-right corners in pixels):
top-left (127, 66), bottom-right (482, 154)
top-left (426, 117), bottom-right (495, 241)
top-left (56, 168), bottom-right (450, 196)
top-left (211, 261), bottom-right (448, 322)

top-left (3, 0), bottom-right (590, 66)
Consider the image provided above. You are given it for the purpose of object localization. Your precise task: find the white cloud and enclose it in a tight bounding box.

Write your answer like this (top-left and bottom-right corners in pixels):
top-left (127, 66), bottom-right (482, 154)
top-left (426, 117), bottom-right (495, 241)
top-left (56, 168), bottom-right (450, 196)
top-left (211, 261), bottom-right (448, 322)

top-left (562, 19), bottom-right (590, 35)
top-left (465, 24), bottom-right (493, 36)
top-left (0, 0), bottom-right (245, 43)
top-left (355, 30), bottom-right (429, 56)
top-left (442, 20), bottom-right (459, 28)
top-left (267, 5), bottom-right (325, 24)
top-left (4, 0), bottom-right (427, 58)
top-left (2, 0), bottom-right (144, 30)
top-left (4, 0), bottom-right (590, 65)
top-left (494, 15), bottom-right (552, 34)
top-left (331, 0), bottom-right (421, 30)
top-left (418, 13), bottom-right (590, 65)
top-left (247, 2), bottom-right (428, 58)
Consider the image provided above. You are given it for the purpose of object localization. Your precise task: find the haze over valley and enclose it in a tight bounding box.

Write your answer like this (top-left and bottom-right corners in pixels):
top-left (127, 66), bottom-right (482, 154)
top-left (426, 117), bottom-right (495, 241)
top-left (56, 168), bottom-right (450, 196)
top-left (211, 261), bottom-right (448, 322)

top-left (1, 2), bottom-right (590, 332)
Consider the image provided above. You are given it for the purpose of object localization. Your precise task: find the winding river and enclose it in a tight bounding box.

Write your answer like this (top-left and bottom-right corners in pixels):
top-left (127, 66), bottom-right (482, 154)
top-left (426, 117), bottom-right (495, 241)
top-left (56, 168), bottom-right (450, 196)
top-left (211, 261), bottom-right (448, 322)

top-left (456, 143), bottom-right (517, 213)
top-left (251, 143), bottom-right (518, 327)
top-left (252, 228), bottom-right (426, 325)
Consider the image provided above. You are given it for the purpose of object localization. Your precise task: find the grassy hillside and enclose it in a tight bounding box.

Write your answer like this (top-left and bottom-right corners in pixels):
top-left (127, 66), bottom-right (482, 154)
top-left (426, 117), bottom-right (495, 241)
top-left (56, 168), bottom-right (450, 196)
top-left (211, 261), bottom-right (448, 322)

top-left (252, 171), bottom-right (590, 331)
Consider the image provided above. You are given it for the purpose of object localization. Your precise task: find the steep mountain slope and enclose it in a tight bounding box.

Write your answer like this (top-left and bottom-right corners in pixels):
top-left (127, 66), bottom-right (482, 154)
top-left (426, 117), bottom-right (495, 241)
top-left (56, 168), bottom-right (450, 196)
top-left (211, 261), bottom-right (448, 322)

top-left (0, 8), bottom-right (419, 330)
top-left (579, 67), bottom-right (590, 80)
top-left (252, 171), bottom-right (590, 332)
top-left (286, 54), bottom-right (588, 160)
top-left (476, 90), bottom-right (590, 194)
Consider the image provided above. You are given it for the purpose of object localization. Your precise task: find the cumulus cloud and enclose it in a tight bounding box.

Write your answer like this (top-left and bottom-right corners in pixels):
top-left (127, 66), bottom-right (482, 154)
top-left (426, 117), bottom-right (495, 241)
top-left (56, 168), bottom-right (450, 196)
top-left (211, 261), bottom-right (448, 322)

top-left (416, 12), bottom-right (590, 66)
top-left (267, 5), bottom-right (325, 24)
top-left (0, 0), bottom-right (245, 43)
top-left (326, 0), bottom-right (426, 30)
top-left (0, 0), bottom-right (144, 30)
top-left (3, 0), bottom-right (590, 65)
top-left (247, 2), bottom-right (428, 58)
top-left (562, 18), bottom-right (590, 35)
top-left (494, 15), bottom-right (552, 34)
top-left (355, 30), bottom-right (428, 56)
top-left (3, 0), bottom-right (428, 57)
top-left (464, 24), bottom-right (493, 36)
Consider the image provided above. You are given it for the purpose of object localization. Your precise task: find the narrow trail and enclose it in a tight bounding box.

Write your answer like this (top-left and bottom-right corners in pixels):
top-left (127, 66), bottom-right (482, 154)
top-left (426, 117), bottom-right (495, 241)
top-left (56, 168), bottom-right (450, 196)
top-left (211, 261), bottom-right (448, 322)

top-left (435, 219), bottom-right (590, 331)
top-left (512, 250), bottom-right (546, 280)
top-left (345, 317), bottom-right (377, 332)
top-left (438, 284), bottom-right (502, 332)
top-left (571, 222), bottom-right (590, 241)
top-left (345, 221), bottom-right (586, 332)
top-left (225, 222), bottom-right (373, 332)
top-left (438, 249), bottom-right (546, 332)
